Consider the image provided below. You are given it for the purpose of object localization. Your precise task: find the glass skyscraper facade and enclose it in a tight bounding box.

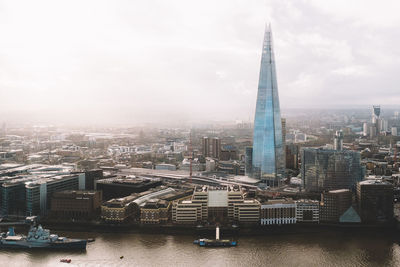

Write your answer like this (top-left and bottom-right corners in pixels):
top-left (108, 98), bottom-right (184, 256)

top-left (301, 148), bottom-right (364, 193)
top-left (251, 25), bottom-right (284, 182)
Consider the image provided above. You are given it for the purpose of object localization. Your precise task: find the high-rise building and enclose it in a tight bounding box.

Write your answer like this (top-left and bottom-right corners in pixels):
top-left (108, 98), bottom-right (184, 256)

top-left (356, 180), bottom-right (393, 223)
top-left (301, 148), bottom-right (364, 192)
top-left (202, 137), bottom-right (210, 157)
top-left (281, 118), bottom-right (287, 165)
top-left (285, 144), bottom-right (300, 170)
top-left (320, 189), bottom-right (352, 223)
top-left (380, 119), bottom-right (388, 133)
top-left (25, 175), bottom-right (81, 216)
top-left (372, 105), bottom-right (382, 134)
top-left (333, 130), bottom-right (343, 151)
top-left (202, 137), bottom-right (221, 159)
top-left (211, 137), bottom-right (221, 159)
top-left (245, 147), bottom-right (253, 176)
top-left (372, 105), bottom-right (381, 123)
top-left (251, 24), bottom-right (284, 183)
top-left (1, 181), bottom-right (26, 216)
top-left (363, 122), bottom-right (369, 137)
top-left (370, 126), bottom-right (377, 138)
top-left (392, 126), bottom-right (399, 136)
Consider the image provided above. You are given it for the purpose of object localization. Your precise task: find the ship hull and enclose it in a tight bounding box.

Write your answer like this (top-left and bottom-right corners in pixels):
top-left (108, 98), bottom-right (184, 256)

top-left (195, 239), bottom-right (237, 247)
top-left (0, 240), bottom-right (87, 250)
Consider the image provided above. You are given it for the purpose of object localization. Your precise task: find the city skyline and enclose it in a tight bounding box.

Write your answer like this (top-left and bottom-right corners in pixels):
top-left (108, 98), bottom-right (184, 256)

top-left (1, 1), bottom-right (400, 266)
top-left (1, 0), bottom-right (400, 125)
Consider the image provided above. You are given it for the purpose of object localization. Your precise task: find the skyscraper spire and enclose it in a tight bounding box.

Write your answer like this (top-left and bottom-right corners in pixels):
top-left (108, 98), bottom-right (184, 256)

top-left (251, 24), bottom-right (284, 184)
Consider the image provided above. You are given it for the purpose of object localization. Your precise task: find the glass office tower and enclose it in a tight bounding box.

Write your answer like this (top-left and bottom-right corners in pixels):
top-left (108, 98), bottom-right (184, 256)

top-left (252, 24), bottom-right (284, 183)
top-left (301, 148), bottom-right (364, 193)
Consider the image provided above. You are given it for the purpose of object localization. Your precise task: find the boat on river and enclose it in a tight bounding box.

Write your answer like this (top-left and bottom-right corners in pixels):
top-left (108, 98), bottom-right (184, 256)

top-left (0, 225), bottom-right (87, 250)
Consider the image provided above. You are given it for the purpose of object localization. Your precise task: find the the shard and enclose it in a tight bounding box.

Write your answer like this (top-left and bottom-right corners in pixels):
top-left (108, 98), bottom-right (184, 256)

top-left (251, 24), bottom-right (284, 183)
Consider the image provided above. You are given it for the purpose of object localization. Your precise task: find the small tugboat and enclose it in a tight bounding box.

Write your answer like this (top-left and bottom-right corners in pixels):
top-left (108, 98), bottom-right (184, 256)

top-left (194, 226), bottom-right (237, 247)
top-left (60, 259), bottom-right (71, 263)
top-left (0, 225), bottom-right (87, 250)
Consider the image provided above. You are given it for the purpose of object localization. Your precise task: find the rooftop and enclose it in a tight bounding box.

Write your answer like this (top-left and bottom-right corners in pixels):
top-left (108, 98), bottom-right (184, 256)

top-left (263, 198), bottom-right (295, 205)
top-left (96, 176), bottom-right (160, 186)
top-left (329, 189), bottom-right (351, 194)
top-left (359, 180), bottom-right (392, 186)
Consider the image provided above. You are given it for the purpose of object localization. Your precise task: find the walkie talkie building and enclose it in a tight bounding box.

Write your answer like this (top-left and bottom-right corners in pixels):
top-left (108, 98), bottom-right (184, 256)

top-left (251, 25), bottom-right (285, 183)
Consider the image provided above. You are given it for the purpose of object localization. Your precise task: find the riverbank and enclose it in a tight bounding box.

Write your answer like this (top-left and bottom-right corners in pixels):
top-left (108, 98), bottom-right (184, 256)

top-left (25, 220), bottom-right (398, 237)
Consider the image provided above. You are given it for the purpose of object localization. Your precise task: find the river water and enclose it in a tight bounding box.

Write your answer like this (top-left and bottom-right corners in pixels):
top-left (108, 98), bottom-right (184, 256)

top-left (1, 228), bottom-right (400, 266)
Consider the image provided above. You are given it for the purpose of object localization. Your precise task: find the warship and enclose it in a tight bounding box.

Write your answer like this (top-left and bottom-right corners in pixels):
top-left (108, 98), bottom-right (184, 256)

top-left (0, 225), bottom-right (87, 249)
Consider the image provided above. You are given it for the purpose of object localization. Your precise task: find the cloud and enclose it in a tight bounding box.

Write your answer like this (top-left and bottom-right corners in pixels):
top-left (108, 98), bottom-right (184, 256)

top-left (0, 0), bottom-right (399, 125)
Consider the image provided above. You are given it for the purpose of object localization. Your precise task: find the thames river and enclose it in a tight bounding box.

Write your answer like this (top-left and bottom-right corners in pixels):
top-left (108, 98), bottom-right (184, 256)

top-left (1, 228), bottom-right (400, 266)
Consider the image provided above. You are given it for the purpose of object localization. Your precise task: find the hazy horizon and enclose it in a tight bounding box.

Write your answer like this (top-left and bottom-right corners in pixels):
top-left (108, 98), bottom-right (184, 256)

top-left (1, 0), bottom-right (400, 125)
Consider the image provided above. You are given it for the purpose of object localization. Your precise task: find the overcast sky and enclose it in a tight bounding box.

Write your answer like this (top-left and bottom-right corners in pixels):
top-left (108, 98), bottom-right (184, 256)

top-left (1, 0), bottom-right (400, 125)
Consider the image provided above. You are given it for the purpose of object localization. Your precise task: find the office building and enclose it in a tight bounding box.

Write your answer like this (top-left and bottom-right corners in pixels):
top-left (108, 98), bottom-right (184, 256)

top-left (217, 161), bottom-right (241, 175)
top-left (320, 189), bottom-right (352, 223)
top-left (233, 199), bottom-right (260, 224)
top-left (1, 179), bottom-right (27, 216)
top-left (95, 177), bottom-right (162, 200)
top-left (211, 137), bottom-right (221, 159)
top-left (252, 24), bottom-right (284, 183)
top-left (295, 200), bottom-right (319, 223)
top-left (0, 165), bottom-right (78, 216)
top-left (101, 187), bottom-right (177, 223)
top-left (202, 137), bottom-right (210, 157)
top-left (357, 180), bottom-right (393, 223)
top-left (82, 169), bottom-right (103, 190)
top-left (172, 200), bottom-right (202, 224)
top-left (140, 187), bottom-right (192, 224)
top-left (260, 199), bottom-right (296, 225)
top-left (25, 174), bottom-right (81, 216)
top-left (301, 148), bottom-right (364, 192)
top-left (281, 118), bottom-right (286, 147)
top-left (172, 185), bottom-right (247, 224)
top-left (205, 158), bottom-right (216, 172)
top-left (245, 147), bottom-right (253, 176)
top-left (220, 145), bottom-right (238, 161)
top-left (140, 199), bottom-right (169, 224)
top-left (285, 144), bottom-right (300, 170)
top-left (202, 137), bottom-right (221, 159)
top-left (363, 122), bottom-right (369, 137)
top-left (50, 190), bottom-right (102, 219)
top-left (391, 126), bottom-right (399, 136)
top-left (334, 131), bottom-right (343, 151)
top-left (370, 126), bottom-right (377, 138)
top-left (372, 105), bottom-right (381, 124)
top-left (371, 105), bottom-right (383, 134)
top-left (101, 194), bottom-right (138, 223)
top-left (155, 164), bottom-right (176, 171)
top-left (380, 119), bottom-right (388, 133)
